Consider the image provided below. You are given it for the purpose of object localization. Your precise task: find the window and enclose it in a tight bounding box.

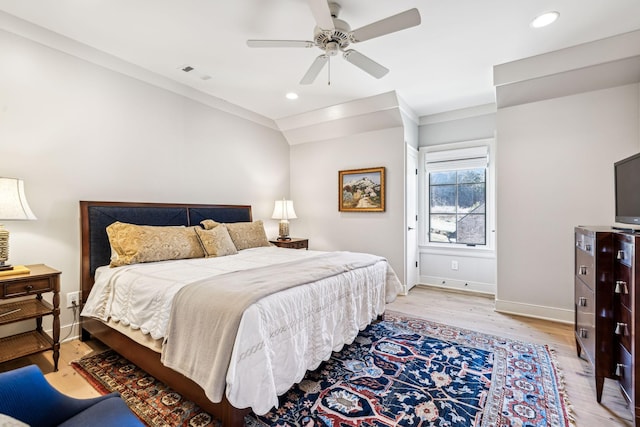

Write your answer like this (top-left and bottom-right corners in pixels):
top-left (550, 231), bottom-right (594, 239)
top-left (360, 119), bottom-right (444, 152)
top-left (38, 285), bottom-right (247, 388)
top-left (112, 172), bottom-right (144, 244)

top-left (423, 144), bottom-right (491, 247)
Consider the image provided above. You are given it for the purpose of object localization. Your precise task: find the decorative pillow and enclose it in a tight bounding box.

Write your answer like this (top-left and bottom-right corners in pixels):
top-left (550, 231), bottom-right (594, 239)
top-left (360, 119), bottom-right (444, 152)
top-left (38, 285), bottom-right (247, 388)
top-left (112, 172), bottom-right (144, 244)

top-left (225, 220), bottom-right (270, 251)
top-left (107, 222), bottom-right (205, 267)
top-left (195, 225), bottom-right (238, 257)
top-left (200, 219), bottom-right (221, 230)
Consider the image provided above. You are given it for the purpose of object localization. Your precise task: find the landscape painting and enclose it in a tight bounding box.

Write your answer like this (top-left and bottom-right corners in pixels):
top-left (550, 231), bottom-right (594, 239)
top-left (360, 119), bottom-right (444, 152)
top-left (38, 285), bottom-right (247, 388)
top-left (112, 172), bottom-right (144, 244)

top-left (339, 167), bottom-right (385, 212)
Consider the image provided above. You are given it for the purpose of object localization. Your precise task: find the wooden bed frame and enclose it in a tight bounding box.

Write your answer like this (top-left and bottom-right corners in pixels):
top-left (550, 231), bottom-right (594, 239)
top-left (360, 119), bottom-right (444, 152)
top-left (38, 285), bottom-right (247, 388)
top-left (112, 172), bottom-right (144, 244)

top-left (79, 201), bottom-right (254, 426)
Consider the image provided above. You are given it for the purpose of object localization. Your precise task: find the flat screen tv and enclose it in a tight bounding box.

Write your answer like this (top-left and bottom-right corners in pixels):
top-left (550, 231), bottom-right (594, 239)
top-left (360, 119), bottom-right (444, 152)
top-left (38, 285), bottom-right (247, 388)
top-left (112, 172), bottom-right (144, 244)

top-left (615, 152), bottom-right (640, 226)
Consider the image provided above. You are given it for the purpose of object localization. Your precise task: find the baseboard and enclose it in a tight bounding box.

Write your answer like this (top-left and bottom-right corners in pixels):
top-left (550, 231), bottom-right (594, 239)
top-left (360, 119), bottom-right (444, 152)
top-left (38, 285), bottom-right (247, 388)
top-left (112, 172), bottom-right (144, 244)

top-left (415, 283), bottom-right (494, 299)
top-left (494, 299), bottom-right (573, 324)
top-left (55, 323), bottom-right (80, 343)
top-left (419, 276), bottom-right (496, 296)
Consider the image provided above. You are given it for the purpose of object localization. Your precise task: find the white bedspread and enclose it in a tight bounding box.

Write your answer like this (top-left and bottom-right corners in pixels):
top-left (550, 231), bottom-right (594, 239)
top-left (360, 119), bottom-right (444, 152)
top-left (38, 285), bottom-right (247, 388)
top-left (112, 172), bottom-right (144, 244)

top-left (81, 246), bottom-right (402, 414)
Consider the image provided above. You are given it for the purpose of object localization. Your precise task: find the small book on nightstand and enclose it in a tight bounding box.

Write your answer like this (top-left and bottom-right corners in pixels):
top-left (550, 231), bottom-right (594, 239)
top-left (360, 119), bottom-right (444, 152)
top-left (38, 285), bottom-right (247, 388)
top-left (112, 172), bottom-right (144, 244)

top-left (0, 265), bottom-right (31, 277)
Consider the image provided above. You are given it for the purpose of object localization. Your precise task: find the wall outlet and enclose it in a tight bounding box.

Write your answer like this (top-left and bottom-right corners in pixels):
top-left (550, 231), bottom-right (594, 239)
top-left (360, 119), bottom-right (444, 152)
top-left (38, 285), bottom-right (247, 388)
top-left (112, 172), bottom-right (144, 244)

top-left (66, 291), bottom-right (80, 308)
top-left (451, 260), bottom-right (459, 270)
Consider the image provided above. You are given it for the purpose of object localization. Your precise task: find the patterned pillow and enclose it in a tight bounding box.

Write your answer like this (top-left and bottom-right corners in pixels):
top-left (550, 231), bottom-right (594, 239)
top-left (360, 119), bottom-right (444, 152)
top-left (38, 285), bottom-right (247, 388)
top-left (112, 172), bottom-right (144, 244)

top-left (225, 220), bottom-right (270, 251)
top-left (195, 225), bottom-right (238, 257)
top-left (200, 219), bottom-right (221, 230)
top-left (107, 222), bottom-right (205, 267)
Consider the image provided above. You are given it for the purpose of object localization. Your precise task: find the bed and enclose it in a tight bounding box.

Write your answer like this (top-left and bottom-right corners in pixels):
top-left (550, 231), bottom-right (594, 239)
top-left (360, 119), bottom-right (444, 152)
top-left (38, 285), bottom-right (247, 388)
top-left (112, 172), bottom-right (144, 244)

top-left (79, 201), bottom-right (402, 426)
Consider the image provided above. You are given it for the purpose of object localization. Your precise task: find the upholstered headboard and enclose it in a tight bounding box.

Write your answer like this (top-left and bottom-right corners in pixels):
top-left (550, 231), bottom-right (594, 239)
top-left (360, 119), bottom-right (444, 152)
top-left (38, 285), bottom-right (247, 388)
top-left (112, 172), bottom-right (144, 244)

top-left (79, 201), bottom-right (252, 304)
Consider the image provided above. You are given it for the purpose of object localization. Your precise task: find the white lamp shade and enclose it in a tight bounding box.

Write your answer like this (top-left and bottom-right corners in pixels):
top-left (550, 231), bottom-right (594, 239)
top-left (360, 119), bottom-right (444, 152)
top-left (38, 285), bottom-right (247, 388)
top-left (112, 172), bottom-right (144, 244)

top-left (0, 178), bottom-right (37, 220)
top-left (271, 200), bottom-right (297, 220)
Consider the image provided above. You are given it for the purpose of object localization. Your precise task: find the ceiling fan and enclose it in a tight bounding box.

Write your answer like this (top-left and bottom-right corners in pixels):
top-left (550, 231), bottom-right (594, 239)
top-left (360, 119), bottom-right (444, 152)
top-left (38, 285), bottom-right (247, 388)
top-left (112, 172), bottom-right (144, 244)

top-left (246, 0), bottom-right (421, 84)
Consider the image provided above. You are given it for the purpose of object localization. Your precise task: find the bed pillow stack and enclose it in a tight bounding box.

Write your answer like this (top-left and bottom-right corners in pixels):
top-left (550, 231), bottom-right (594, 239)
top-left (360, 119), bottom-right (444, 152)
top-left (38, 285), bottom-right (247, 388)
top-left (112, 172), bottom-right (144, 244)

top-left (106, 219), bottom-right (272, 267)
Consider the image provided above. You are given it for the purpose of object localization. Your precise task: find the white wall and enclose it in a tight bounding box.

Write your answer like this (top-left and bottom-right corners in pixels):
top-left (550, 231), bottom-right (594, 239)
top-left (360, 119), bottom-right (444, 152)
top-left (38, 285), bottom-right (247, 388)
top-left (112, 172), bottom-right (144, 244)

top-left (289, 127), bottom-right (406, 284)
top-left (0, 29), bottom-right (290, 339)
top-left (417, 107), bottom-right (497, 294)
top-left (496, 84), bottom-right (640, 322)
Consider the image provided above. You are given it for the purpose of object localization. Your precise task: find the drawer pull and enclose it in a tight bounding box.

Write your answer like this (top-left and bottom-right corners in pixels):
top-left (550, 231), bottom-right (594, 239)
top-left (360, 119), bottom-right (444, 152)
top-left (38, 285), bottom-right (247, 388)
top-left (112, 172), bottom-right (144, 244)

top-left (585, 244), bottom-right (592, 251)
top-left (578, 297), bottom-right (587, 307)
top-left (615, 322), bottom-right (627, 335)
top-left (579, 328), bottom-right (588, 339)
top-left (617, 250), bottom-right (626, 260)
top-left (578, 266), bottom-right (588, 275)
top-left (615, 281), bottom-right (629, 295)
top-left (25, 285), bottom-right (33, 293)
top-left (616, 363), bottom-right (626, 377)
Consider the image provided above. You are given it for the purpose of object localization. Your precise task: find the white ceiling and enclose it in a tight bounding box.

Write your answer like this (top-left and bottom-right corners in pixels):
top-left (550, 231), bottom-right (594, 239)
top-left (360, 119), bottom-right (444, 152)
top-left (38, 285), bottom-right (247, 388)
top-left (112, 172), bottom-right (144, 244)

top-left (1, 0), bottom-right (640, 121)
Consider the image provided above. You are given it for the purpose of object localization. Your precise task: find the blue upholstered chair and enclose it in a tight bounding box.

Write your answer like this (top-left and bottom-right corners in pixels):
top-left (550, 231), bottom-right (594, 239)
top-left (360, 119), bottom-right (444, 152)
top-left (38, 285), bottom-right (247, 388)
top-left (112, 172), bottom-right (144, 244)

top-left (0, 364), bottom-right (144, 427)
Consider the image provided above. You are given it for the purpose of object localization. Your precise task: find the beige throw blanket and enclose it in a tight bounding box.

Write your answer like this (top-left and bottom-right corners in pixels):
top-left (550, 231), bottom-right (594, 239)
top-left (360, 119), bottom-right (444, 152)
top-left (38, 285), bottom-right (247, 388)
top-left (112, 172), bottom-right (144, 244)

top-left (160, 251), bottom-right (391, 404)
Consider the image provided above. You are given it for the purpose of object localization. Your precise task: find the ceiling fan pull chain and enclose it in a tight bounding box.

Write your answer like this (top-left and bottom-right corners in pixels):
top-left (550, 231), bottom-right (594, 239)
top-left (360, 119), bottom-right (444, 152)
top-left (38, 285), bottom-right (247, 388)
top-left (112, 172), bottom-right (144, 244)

top-left (328, 56), bottom-right (331, 86)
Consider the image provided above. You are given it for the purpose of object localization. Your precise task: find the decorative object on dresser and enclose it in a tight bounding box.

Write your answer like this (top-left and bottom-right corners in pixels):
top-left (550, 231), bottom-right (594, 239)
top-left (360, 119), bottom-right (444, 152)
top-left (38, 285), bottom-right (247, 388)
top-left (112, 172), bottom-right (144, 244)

top-left (339, 167), bottom-right (385, 212)
top-left (0, 264), bottom-right (61, 371)
top-left (0, 178), bottom-right (37, 271)
top-left (574, 226), bottom-right (615, 402)
top-left (271, 198), bottom-right (297, 240)
top-left (269, 237), bottom-right (308, 250)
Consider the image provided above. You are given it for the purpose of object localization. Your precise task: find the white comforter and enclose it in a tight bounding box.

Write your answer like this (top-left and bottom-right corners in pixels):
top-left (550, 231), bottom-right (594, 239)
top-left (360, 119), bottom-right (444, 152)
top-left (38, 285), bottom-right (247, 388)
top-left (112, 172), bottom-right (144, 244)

top-left (81, 246), bottom-right (402, 414)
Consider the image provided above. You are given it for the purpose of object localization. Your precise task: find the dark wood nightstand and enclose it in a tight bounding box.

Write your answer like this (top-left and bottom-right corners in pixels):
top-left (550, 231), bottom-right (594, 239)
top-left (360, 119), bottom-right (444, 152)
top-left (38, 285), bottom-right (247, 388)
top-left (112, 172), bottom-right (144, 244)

top-left (0, 264), bottom-right (61, 371)
top-left (270, 238), bottom-right (309, 250)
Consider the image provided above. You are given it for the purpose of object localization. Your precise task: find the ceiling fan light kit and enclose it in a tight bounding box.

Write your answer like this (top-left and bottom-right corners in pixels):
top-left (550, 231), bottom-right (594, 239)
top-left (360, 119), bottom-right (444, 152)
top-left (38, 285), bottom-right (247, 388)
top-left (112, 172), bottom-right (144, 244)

top-left (247, 0), bottom-right (421, 85)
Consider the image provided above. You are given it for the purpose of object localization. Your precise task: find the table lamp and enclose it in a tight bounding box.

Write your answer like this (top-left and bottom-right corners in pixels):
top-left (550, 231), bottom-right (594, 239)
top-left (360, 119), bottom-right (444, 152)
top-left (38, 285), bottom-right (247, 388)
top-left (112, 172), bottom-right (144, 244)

top-left (271, 199), bottom-right (297, 241)
top-left (0, 178), bottom-right (37, 271)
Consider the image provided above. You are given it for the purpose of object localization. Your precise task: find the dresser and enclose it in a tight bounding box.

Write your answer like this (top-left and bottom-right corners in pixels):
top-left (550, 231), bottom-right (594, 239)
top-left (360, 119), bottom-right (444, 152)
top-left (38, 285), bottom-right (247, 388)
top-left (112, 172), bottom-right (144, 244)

top-left (613, 232), bottom-right (639, 422)
top-left (574, 226), bottom-right (615, 402)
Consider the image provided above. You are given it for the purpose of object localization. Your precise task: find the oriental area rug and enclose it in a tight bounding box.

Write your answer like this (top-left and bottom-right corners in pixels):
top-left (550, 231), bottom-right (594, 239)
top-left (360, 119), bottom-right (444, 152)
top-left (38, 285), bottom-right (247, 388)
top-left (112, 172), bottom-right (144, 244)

top-left (71, 312), bottom-right (574, 427)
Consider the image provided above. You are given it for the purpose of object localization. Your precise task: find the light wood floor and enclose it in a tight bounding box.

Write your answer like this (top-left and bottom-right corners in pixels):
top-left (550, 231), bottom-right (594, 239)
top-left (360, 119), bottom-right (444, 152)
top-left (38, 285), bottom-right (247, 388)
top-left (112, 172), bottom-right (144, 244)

top-left (0, 285), bottom-right (632, 426)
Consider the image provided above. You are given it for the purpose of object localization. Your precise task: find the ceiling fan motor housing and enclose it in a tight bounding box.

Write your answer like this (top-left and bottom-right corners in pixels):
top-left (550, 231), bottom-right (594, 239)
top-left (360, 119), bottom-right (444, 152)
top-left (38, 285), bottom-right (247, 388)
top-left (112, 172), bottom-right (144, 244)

top-left (314, 17), bottom-right (351, 50)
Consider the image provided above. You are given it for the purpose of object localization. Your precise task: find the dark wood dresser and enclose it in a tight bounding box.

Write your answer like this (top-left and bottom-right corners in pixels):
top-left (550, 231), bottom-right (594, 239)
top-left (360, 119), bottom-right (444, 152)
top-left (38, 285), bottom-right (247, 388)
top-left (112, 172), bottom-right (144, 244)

top-left (574, 226), bottom-right (615, 402)
top-left (613, 232), bottom-right (639, 422)
top-left (575, 226), bottom-right (640, 424)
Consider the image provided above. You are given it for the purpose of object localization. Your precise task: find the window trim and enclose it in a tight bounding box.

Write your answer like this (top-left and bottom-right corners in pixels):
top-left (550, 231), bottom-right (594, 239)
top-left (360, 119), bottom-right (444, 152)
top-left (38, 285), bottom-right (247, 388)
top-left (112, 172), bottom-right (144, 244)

top-left (419, 139), bottom-right (495, 252)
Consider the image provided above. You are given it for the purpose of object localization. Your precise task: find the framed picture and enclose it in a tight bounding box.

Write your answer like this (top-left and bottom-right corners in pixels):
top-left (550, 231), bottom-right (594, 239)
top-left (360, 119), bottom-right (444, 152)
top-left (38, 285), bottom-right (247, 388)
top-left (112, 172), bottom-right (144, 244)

top-left (339, 167), bottom-right (385, 212)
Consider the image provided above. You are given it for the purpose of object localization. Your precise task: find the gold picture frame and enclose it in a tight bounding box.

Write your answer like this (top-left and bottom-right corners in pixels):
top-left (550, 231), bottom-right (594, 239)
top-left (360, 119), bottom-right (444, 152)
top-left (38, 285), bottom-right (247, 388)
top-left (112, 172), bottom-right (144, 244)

top-left (339, 167), bottom-right (385, 212)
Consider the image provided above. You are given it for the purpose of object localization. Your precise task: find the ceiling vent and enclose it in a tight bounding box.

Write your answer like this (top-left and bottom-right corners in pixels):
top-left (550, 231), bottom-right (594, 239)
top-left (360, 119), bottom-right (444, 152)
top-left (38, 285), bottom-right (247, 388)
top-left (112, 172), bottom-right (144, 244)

top-left (178, 64), bottom-right (212, 81)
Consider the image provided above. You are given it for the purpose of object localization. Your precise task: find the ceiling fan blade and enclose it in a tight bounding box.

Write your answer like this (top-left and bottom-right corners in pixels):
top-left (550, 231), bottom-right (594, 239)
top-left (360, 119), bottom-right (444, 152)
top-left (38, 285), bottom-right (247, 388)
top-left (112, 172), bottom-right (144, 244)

top-left (350, 8), bottom-right (421, 43)
top-left (307, 0), bottom-right (335, 30)
top-left (247, 40), bottom-right (315, 48)
top-left (343, 50), bottom-right (389, 79)
top-left (300, 55), bottom-right (329, 84)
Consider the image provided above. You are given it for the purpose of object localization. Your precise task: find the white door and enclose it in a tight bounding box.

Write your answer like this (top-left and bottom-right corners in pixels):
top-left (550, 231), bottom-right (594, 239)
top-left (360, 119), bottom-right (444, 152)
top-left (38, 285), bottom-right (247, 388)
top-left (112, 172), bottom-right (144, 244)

top-left (406, 146), bottom-right (419, 292)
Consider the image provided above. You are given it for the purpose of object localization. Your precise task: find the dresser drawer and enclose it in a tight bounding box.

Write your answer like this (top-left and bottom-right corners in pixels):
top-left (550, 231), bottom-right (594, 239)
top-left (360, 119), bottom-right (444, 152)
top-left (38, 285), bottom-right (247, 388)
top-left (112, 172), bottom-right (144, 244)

top-left (617, 343), bottom-right (633, 402)
top-left (615, 237), bottom-right (634, 268)
top-left (576, 246), bottom-right (596, 289)
top-left (2, 277), bottom-right (53, 298)
top-left (575, 278), bottom-right (595, 362)
top-left (614, 261), bottom-right (631, 310)
top-left (615, 305), bottom-right (632, 353)
top-left (576, 232), bottom-right (595, 256)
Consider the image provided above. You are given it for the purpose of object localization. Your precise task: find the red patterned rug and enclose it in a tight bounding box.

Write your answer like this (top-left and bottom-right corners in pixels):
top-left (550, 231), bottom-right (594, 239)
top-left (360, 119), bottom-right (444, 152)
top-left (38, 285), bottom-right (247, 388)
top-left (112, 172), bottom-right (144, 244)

top-left (72, 312), bottom-right (574, 426)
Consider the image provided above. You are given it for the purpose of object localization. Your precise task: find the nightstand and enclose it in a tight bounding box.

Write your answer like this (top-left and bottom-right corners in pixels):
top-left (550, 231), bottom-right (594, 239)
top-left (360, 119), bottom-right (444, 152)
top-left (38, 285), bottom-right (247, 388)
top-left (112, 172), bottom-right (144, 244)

top-left (0, 264), bottom-right (61, 371)
top-left (270, 238), bottom-right (309, 250)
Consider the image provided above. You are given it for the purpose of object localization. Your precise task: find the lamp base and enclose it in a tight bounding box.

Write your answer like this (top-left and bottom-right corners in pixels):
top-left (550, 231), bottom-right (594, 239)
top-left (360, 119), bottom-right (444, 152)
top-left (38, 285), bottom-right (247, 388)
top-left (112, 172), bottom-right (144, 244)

top-left (277, 221), bottom-right (291, 242)
top-left (0, 264), bottom-right (13, 271)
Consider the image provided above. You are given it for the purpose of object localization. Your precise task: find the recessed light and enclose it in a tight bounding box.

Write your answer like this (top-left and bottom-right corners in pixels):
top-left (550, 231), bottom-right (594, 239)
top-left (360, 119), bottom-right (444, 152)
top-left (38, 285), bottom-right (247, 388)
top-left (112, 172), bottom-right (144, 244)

top-left (286, 92), bottom-right (299, 100)
top-left (531, 11), bottom-right (559, 28)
